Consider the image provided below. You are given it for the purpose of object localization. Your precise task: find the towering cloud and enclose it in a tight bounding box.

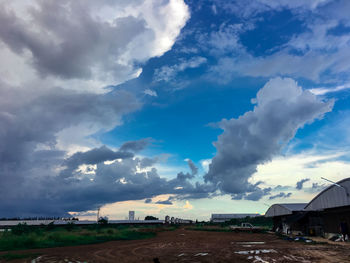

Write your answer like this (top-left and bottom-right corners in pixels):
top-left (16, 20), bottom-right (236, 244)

top-left (205, 77), bottom-right (334, 200)
top-left (0, 0), bottom-right (192, 217)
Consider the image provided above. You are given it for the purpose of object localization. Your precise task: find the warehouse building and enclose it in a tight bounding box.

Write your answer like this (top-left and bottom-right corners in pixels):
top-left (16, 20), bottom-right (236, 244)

top-left (211, 213), bottom-right (260, 223)
top-left (266, 177), bottom-right (350, 237)
top-left (264, 203), bottom-right (307, 234)
top-left (304, 177), bottom-right (350, 238)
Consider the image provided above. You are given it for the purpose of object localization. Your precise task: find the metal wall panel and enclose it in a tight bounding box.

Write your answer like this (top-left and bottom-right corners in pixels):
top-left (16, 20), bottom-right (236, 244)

top-left (305, 179), bottom-right (350, 211)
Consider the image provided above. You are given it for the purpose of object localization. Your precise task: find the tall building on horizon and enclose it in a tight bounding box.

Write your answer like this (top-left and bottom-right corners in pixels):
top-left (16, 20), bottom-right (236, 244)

top-left (129, 211), bottom-right (135, 221)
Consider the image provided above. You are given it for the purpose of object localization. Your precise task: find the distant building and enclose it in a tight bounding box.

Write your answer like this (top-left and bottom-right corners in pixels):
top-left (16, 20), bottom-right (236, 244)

top-left (129, 211), bottom-right (135, 221)
top-left (211, 213), bottom-right (260, 223)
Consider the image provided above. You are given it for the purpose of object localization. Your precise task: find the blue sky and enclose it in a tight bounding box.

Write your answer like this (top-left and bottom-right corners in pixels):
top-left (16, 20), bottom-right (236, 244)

top-left (1, 0), bottom-right (350, 220)
top-left (101, 0), bottom-right (350, 173)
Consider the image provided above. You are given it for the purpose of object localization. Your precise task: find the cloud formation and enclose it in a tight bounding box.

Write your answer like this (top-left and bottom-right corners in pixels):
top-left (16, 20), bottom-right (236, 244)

top-left (211, 0), bottom-right (329, 18)
top-left (269, 192), bottom-right (292, 200)
top-left (196, 0), bottom-right (350, 84)
top-left (296, 178), bottom-right (311, 190)
top-left (0, 0), bottom-right (192, 217)
top-left (119, 139), bottom-right (151, 153)
top-left (186, 159), bottom-right (198, 176)
top-left (144, 89), bottom-right (158, 97)
top-left (154, 56), bottom-right (207, 82)
top-left (0, 74), bottom-right (335, 217)
top-left (0, 0), bottom-right (190, 92)
top-left (156, 197), bottom-right (174, 205)
top-left (205, 77), bottom-right (334, 200)
top-left (0, 140), bottom-right (212, 217)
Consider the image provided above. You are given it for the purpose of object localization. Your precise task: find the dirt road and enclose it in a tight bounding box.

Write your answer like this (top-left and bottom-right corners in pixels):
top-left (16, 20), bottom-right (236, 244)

top-left (1, 228), bottom-right (350, 262)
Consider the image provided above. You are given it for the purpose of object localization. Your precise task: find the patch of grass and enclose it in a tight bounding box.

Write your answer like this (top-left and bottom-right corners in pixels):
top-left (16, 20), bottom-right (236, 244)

top-left (0, 252), bottom-right (40, 261)
top-left (0, 225), bottom-right (157, 251)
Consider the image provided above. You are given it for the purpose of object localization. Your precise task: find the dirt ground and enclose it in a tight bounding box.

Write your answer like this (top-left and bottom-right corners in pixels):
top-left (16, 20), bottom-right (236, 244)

top-left (1, 228), bottom-right (350, 263)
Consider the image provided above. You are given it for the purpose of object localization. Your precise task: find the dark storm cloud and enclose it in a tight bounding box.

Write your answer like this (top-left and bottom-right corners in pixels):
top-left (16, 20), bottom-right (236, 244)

top-left (0, 80), bottom-right (142, 217)
top-left (0, 85), bottom-right (140, 165)
top-left (0, 0), bottom-right (189, 86)
top-left (296, 178), bottom-right (310, 190)
top-left (245, 187), bottom-right (272, 201)
top-left (0, 80), bottom-right (213, 217)
top-left (60, 146), bottom-right (134, 178)
top-left (51, 155), bottom-right (212, 213)
top-left (139, 157), bottom-right (158, 169)
top-left (0, 0), bottom-right (196, 217)
top-left (0, 145), bottom-right (211, 216)
top-left (0, 76), bottom-right (334, 216)
top-left (231, 183), bottom-right (271, 201)
top-left (120, 138), bottom-right (150, 153)
top-left (269, 192), bottom-right (292, 200)
top-left (155, 197), bottom-right (174, 205)
top-left (186, 159), bottom-right (198, 176)
top-left (205, 77), bottom-right (334, 200)
top-left (0, 1), bottom-right (144, 80)
top-left (0, 84), bottom-right (212, 217)
top-left (144, 198), bottom-right (152, 204)
top-left (176, 172), bottom-right (194, 181)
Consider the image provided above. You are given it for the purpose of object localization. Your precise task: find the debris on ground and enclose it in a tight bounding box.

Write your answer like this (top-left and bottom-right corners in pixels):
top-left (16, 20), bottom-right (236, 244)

top-left (294, 236), bottom-right (313, 243)
top-left (329, 235), bottom-right (338, 241)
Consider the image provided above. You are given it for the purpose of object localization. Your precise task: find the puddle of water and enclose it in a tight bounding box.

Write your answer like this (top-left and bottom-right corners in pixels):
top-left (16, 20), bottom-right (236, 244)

top-left (194, 253), bottom-right (208, 256)
top-left (235, 249), bottom-right (277, 255)
top-left (252, 255), bottom-right (269, 263)
top-left (31, 256), bottom-right (42, 263)
top-left (178, 253), bottom-right (186, 257)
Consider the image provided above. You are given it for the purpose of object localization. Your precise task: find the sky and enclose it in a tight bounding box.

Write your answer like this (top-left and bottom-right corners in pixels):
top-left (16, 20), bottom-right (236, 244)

top-left (1, 0), bottom-right (350, 221)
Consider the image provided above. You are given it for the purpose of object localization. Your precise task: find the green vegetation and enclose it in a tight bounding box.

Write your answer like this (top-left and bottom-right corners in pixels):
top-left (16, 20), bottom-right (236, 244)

top-left (145, 215), bottom-right (158, 220)
top-left (0, 223), bottom-right (163, 251)
top-left (0, 252), bottom-right (40, 261)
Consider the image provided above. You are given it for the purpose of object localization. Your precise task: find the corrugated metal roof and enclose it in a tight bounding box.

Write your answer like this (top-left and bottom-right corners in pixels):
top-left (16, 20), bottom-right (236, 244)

top-left (279, 203), bottom-right (307, 211)
top-left (305, 177), bottom-right (350, 211)
top-left (265, 203), bottom-right (307, 217)
top-left (265, 178), bottom-right (350, 217)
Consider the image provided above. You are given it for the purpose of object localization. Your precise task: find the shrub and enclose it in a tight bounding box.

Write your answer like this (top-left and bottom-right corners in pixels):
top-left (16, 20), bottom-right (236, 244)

top-left (12, 223), bottom-right (31, 235)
